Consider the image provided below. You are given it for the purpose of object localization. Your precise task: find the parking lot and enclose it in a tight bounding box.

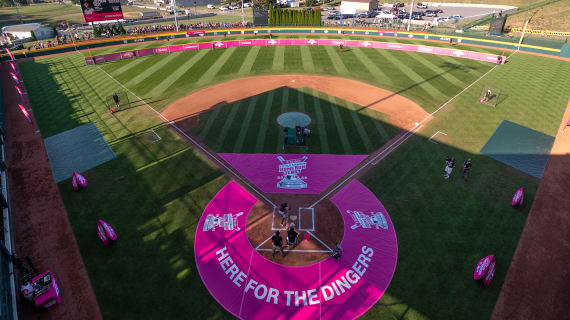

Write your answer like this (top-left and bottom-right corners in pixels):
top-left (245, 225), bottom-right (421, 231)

top-left (322, 3), bottom-right (514, 25)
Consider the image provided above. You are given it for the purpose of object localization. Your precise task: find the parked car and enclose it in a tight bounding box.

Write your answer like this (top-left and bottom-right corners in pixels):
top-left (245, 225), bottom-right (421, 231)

top-left (437, 8), bottom-right (444, 13)
top-left (327, 6), bottom-right (335, 10)
top-left (219, 6), bottom-right (229, 10)
top-left (450, 15), bottom-right (463, 21)
top-left (417, 3), bottom-right (427, 9)
top-left (436, 17), bottom-right (452, 22)
top-left (367, 11), bottom-right (379, 18)
top-left (425, 9), bottom-right (438, 17)
top-left (357, 12), bottom-right (368, 18)
top-left (393, 2), bottom-right (405, 7)
top-left (243, 2), bottom-right (253, 7)
top-left (207, 4), bottom-right (215, 9)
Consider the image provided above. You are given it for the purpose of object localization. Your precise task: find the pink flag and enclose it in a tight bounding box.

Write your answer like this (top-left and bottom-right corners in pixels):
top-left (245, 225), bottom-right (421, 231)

top-left (6, 48), bottom-right (14, 61)
top-left (18, 104), bottom-right (32, 123)
top-left (9, 62), bottom-right (17, 73)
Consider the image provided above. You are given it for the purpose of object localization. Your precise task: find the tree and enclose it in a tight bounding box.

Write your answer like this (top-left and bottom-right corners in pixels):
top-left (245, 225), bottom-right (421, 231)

top-left (30, 30), bottom-right (37, 41)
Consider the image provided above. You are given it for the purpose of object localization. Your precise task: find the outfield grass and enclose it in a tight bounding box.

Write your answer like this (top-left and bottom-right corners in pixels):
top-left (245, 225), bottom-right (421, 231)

top-left (17, 38), bottom-right (570, 320)
top-left (190, 87), bottom-right (399, 154)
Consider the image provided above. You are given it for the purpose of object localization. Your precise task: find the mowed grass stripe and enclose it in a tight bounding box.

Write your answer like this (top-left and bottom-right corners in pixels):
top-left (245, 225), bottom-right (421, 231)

top-left (147, 49), bottom-right (209, 98)
top-left (233, 95), bottom-right (259, 152)
top-left (272, 45), bottom-right (285, 71)
top-left (254, 90), bottom-right (275, 152)
top-left (238, 46), bottom-right (261, 75)
top-left (276, 87), bottom-right (289, 153)
top-left (197, 105), bottom-right (223, 140)
top-left (345, 102), bottom-right (374, 152)
top-left (406, 51), bottom-right (467, 86)
top-left (299, 45), bottom-right (315, 72)
top-left (311, 89), bottom-right (330, 153)
top-left (197, 47), bottom-right (238, 85)
top-left (376, 49), bottom-right (446, 100)
top-left (363, 108), bottom-right (391, 141)
top-left (124, 52), bottom-right (182, 88)
top-left (327, 95), bottom-right (353, 154)
top-left (213, 100), bottom-right (242, 150)
top-left (351, 47), bottom-right (393, 85)
top-left (323, 45), bottom-right (350, 75)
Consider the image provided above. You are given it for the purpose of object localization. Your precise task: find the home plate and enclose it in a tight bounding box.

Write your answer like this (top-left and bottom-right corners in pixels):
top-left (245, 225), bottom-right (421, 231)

top-left (414, 122), bottom-right (419, 126)
top-left (289, 215), bottom-right (298, 221)
top-left (291, 80), bottom-right (296, 83)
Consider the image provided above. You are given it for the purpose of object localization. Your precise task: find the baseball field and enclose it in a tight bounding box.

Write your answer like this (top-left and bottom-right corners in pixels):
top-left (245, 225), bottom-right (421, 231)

top-left (6, 32), bottom-right (570, 319)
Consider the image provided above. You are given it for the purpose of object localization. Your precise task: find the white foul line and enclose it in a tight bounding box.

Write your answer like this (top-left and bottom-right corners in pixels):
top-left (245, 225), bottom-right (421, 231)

top-left (427, 130), bottom-right (447, 144)
top-left (255, 236), bottom-right (273, 250)
top-left (308, 231), bottom-right (333, 253)
top-left (90, 56), bottom-right (277, 208)
top-left (309, 60), bottom-right (503, 209)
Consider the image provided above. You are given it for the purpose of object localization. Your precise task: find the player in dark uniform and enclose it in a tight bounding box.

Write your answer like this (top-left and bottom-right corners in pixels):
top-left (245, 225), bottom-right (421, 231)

top-left (271, 231), bottom-right (285, 257)
top-left (444, 156), bottom-right (456, 179)
top-left (463, 158), bottom-right (472, 181)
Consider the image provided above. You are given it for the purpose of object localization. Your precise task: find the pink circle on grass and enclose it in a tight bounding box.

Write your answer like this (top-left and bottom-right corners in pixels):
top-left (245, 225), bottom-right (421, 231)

top-left (195, 180), bottom-right (398, 319)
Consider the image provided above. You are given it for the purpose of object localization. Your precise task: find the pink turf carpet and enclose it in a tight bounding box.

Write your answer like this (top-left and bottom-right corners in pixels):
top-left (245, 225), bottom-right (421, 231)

top-left (195, 180), bottom-right (398, 319)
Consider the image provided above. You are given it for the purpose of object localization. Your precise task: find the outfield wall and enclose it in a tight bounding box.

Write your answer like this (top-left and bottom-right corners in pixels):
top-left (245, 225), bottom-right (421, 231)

top-left (84, 38), bottom-right (505, 65)
top-left (0, 27), bottom-right (566, 61)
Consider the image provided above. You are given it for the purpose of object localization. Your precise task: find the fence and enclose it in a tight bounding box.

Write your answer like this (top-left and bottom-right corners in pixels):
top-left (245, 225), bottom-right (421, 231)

top-left (0, 70), bottom-right (18, 320)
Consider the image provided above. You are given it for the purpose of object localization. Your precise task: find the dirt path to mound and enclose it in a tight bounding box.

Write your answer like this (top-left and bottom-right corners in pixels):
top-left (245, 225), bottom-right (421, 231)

top-left (1, 63), bottom-right (102, 319)
top-left (162, 74), bottom-right (429, 130)
top-left (491, 100), bottom-right (570, 320)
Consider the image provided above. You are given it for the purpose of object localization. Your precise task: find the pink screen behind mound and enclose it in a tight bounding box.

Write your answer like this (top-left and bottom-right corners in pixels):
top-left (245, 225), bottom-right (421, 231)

top-left (218, 154), bottom-right (368, 194)
top-left (195, 180), bottom-right (398, 320)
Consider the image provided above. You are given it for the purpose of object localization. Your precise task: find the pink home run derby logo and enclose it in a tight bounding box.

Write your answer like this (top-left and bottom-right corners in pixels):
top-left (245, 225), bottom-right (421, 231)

top-left (277, 155), bottom-right (307, 189)
top-left (195, 180), bottom-right (398, 320)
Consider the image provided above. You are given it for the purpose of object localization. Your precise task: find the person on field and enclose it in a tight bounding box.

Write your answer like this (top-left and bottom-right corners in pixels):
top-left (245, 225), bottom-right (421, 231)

top-left (463, 158), bottom-right (472, 181)
top-left (279, 203), bottom-right (289, 226)
top-left (444, 156), bottom-right (456, 179)
top-left (271, 231), bottom-right (285, 257)
top-left (112, 92), bottom-right (120, 108)
top-left (287, 224), bottom-right (298, 246)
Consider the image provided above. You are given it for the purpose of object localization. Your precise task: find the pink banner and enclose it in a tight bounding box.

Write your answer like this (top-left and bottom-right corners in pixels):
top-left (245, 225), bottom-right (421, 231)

top-left (15, 85), bottom-right (23, 96)
top-left (94, 56), bottom-right (105, 64)
top-left (187, 30), bottom-right (206, 35)
top-left (183, 43), bottom-right (200, 51)
top-left (135, 48), bottom-right (154, 57)
top-left (103, 53), bottom-right (122, 62)
top-left (225, 40), bottom-right (240, 48)
top-left (199, 42), bottom-right (213, 50)
top-left (239, 40), bottom-right (253, 47)
top-left (10, 72), bottom-right (19, 82)
top-left (154, 47), bottom-right (169, 54)
top-left (252, 39), bottom-right (267, 46)
top-left (87, 39), bottom-right (504, 66)
top-left (9, 61), bottom-right (17, 73)
top-left (219, 154), bottom-right (367, 194)
top-left (195, 180), bottom-right (398, 320)
top-left (120, 51), bottom-right (135, 59)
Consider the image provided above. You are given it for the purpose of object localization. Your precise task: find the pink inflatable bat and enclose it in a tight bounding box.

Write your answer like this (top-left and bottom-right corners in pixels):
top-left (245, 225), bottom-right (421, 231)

top-left (512, 187), bottom-right (524, 208)
top-left (473, 254), bottom-right (495, 280)
top-left (71, 171), bottom-right (87, 191)
top-left (482, 258), bottom-right (496, 287)
top-left (97, 220), bottom-right (117, 246)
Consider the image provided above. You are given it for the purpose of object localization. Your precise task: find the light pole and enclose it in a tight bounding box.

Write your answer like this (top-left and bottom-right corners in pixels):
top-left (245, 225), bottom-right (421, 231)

top-left (241, 0), bottom-right (245, 25)
top-left (171, 0), bottom-right (179, 31)
top-left (407, 0), bottom-right (414, 32)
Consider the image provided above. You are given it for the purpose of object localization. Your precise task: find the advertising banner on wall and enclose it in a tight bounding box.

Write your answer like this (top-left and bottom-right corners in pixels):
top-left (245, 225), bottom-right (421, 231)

top-left (80, 0), bottom-right (124, 23)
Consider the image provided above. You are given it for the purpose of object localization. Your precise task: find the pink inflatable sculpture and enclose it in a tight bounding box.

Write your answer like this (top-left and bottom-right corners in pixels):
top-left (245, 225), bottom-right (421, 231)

top-left (96, 220), bottom-right (118, 246)
top-left (71, 171), bottom-right (88, 191)
top-left (511, 187), bottom-right (524, 208)
top-left (474, 254), bottom-right (496, 287)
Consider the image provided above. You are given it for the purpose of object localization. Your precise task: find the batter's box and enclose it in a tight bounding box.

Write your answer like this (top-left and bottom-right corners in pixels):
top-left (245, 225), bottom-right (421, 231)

top-left (298, 208), bottom-right (315, 232)
top-left (271, 208), bottom-right (298, 231)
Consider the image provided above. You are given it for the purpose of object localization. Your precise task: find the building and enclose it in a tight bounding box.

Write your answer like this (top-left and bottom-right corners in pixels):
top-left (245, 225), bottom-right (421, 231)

top-left (1, 23), bottom-right (55, 41)
top-left (340, 0), bottom-right (377, 12)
